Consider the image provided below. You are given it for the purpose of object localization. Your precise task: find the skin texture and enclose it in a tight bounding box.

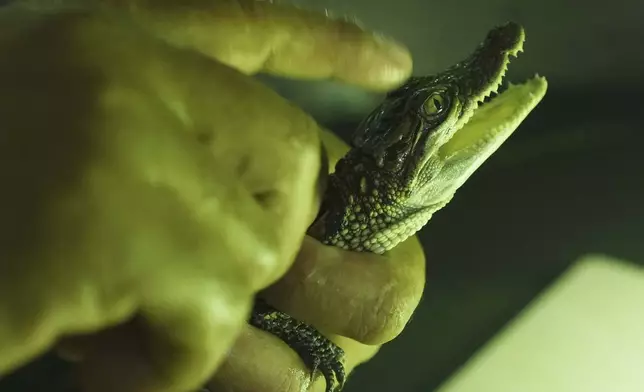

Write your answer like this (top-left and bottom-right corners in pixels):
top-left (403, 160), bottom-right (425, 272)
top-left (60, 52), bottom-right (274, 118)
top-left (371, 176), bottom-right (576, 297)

top-left (0, 1), bottom-right (422, 392)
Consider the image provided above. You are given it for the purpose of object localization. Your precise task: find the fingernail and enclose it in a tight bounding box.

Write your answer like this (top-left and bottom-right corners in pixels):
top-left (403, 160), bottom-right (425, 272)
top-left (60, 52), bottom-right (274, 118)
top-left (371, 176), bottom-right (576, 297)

top-left (375, 34), bottom-right (412, 63)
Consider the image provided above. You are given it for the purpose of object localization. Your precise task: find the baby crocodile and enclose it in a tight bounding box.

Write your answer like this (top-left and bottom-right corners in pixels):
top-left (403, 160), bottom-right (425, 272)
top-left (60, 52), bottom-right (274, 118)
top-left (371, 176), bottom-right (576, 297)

top-left (249, 22), bottom-right (547, 392)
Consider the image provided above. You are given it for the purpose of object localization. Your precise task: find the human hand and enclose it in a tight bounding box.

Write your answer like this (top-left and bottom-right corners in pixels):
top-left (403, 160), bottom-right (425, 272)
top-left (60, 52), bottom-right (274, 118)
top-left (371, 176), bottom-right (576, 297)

top-left (206, 130), bottom-right (426, 392)
top-left (0, 1), bottom-right (412, 392)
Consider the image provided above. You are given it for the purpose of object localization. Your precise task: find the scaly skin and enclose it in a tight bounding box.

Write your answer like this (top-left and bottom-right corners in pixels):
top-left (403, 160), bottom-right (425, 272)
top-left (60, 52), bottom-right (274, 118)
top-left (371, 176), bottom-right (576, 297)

top-left (248, 22), bottom-right (548, 392)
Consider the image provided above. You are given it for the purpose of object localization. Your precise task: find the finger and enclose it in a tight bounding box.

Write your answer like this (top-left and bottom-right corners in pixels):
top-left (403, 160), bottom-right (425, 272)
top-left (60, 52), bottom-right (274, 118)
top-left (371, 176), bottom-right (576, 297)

top-left (206, 325), bottom-right (379, 392)
top-left (261, 235), bottom-right (426, 345)
top-left (109, 0), bottom-right (412, 90)
top-left (77, 288), bottom-right (250, 392)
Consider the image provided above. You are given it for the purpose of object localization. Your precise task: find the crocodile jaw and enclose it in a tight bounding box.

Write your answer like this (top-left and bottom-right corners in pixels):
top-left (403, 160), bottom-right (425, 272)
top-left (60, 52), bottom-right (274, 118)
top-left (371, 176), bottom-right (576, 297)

top-left (439, 75), bottom-right (548, 171)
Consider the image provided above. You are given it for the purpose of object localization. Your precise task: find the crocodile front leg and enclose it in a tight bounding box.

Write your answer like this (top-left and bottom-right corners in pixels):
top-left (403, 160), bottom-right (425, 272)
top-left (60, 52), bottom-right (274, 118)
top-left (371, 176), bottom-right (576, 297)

top-left (249, 299), bottom-right (346, 392)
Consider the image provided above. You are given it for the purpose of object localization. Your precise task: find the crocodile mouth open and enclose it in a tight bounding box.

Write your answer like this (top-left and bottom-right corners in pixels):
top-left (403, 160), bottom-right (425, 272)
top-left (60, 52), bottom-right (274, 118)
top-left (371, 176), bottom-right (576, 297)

top-left (437, 23), bottom-right (548, 161)
top-left (439, 74), bottom-right (548, 159)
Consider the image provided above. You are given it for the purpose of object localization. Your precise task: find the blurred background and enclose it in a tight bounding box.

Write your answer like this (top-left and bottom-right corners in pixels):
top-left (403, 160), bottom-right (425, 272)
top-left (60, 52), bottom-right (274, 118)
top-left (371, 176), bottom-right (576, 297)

top-left (2, 0), bottom-right (643, 391)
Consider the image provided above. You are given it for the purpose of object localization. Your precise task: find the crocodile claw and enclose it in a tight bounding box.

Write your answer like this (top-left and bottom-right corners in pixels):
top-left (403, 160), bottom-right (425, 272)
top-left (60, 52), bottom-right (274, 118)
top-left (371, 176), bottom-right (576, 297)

top-left (249, 299), bottom-right (346, 392)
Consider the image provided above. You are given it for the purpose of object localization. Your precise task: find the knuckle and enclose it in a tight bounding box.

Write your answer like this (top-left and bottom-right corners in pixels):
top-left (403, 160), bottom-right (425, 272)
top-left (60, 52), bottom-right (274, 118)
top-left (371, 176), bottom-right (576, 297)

top-left (350, 278), bottom-right (425, 345)
top-left (349, 294), bottom-right (403, 344)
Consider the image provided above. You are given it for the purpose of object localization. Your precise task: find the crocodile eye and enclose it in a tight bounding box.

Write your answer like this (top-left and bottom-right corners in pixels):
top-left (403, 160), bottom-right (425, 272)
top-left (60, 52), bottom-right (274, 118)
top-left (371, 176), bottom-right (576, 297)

top-left (423, 94), bottom-right (445, 115)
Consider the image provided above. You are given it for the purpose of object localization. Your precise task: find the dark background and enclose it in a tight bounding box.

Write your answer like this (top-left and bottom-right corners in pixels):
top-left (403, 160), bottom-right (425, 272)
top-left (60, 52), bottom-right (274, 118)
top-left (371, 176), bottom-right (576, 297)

top-left (2, 0), bottom-right (644, 391)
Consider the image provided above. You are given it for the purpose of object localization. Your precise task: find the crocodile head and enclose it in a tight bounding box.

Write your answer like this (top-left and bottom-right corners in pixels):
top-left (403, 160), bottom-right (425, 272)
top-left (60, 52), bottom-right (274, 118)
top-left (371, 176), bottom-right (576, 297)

top-left (314, 22), bottom-right (548, 253)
